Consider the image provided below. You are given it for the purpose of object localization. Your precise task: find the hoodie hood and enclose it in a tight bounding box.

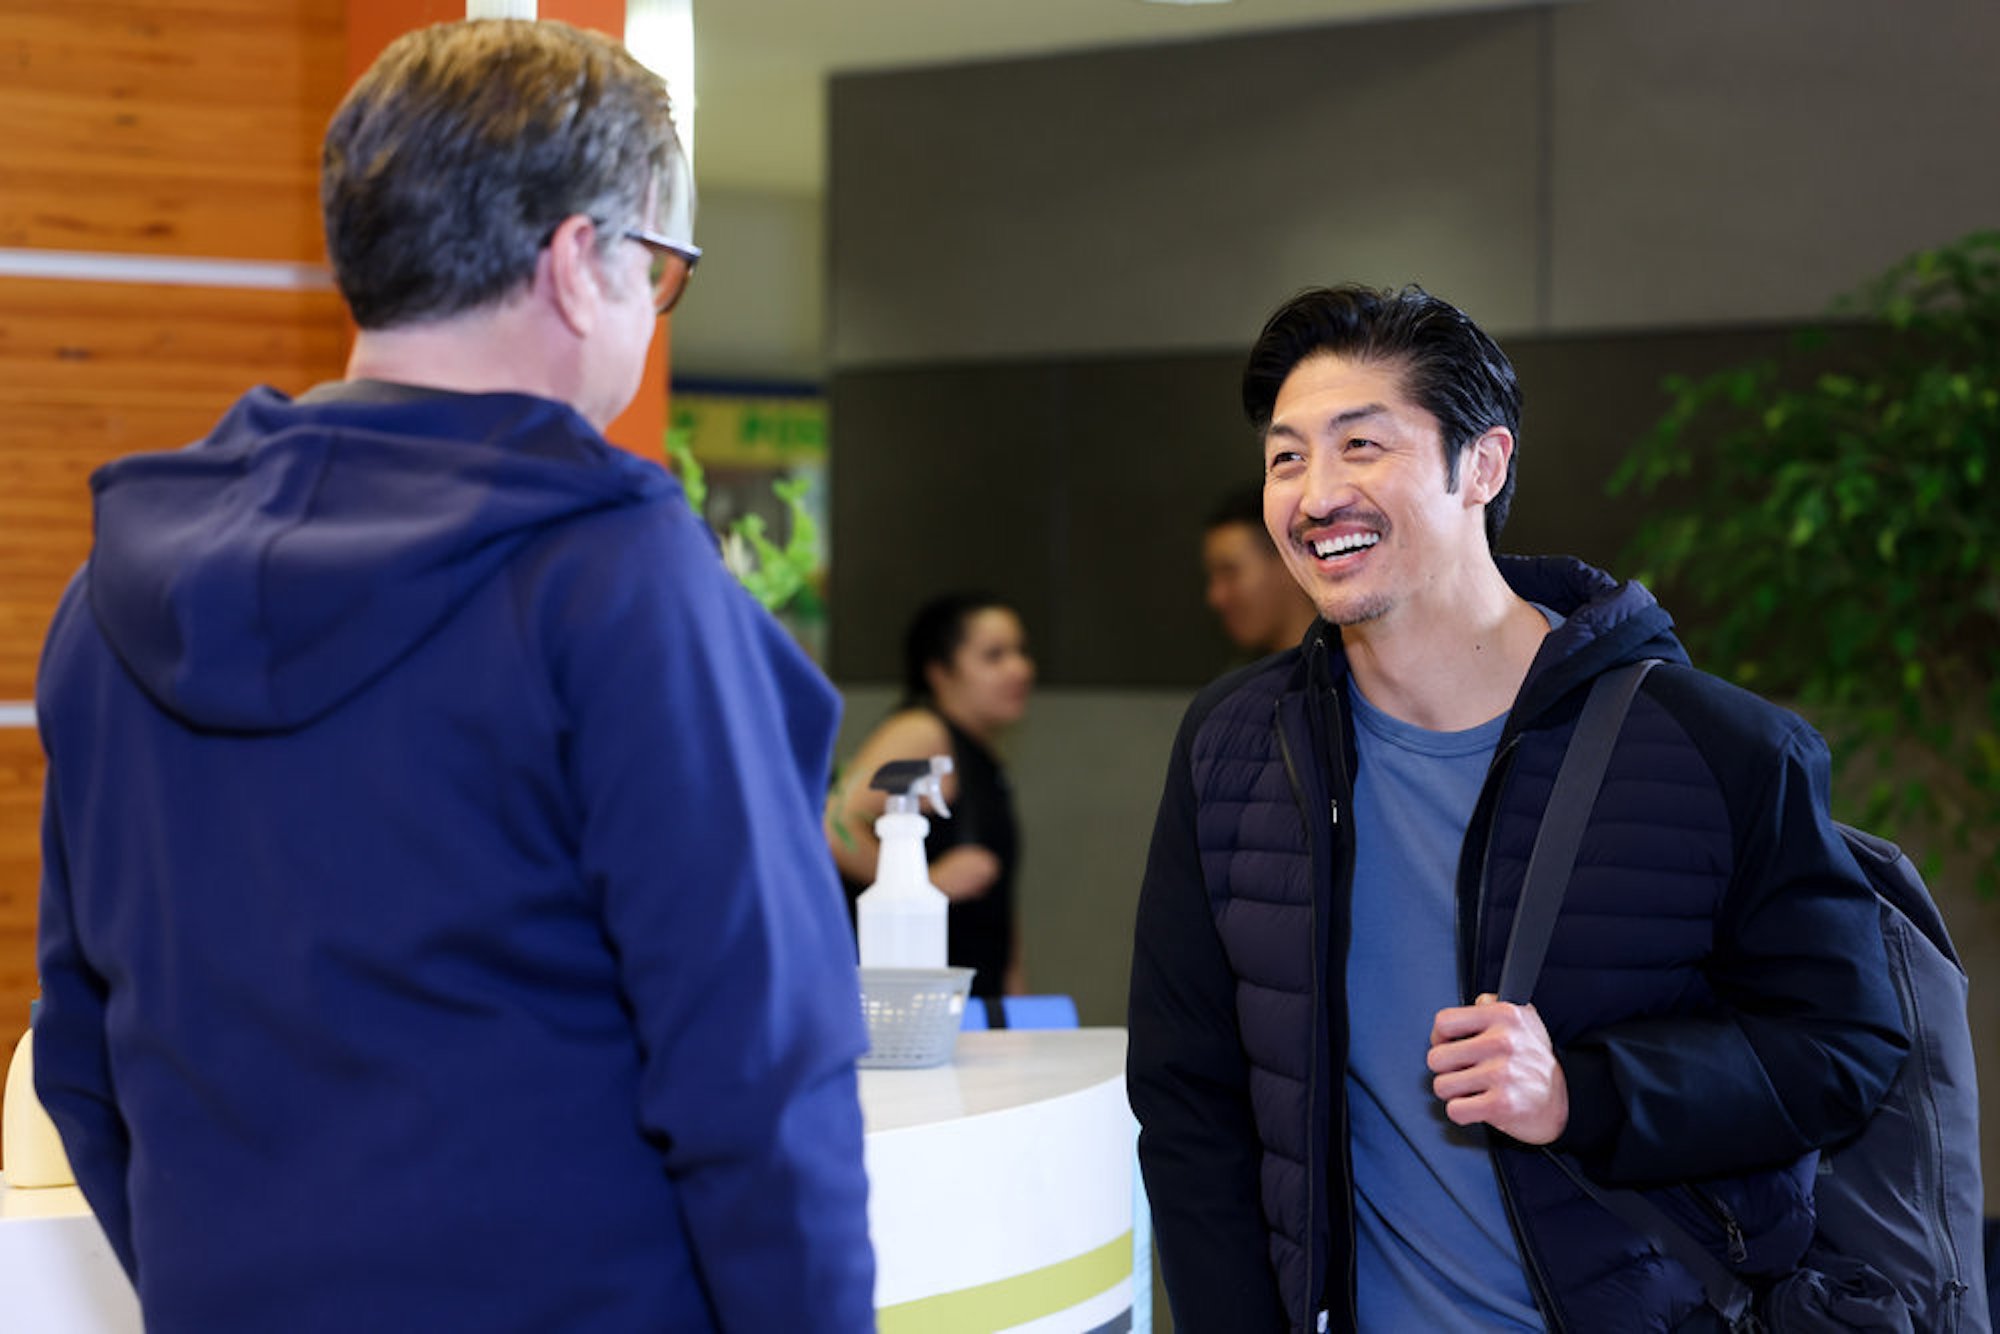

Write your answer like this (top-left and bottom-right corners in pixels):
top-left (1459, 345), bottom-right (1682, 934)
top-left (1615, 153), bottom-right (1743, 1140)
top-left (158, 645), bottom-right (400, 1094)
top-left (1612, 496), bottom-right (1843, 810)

top-left (87, 381), bottom-right (673, 733)
top-left (1499, 552), bottom-right (1689, 724)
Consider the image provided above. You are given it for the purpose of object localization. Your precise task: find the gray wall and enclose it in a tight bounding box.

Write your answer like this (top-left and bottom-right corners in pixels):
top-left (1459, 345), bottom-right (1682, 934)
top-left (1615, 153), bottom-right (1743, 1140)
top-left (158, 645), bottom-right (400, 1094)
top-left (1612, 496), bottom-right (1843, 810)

top-left (1546, 1), bottom-right (2000, 329)
top-left (830, 10), bottom-right (1543, 365)
top-left (824, 0), bottom-right (2000, 681)
top-left (821, 0), bottom-right (2000, 1219)
top-left (671, 188), bottom-right (825, 382)
top-left (829, 0), bottom-right (2000, 369)
top-left (824, 323), bottom-right (1859, 686)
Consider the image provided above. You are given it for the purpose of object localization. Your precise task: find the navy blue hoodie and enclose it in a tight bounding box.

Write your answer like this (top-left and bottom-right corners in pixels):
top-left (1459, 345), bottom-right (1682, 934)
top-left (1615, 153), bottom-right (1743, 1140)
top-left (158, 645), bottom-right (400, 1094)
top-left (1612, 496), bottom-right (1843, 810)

top-left (33, 382), bottom-right (875, 1332)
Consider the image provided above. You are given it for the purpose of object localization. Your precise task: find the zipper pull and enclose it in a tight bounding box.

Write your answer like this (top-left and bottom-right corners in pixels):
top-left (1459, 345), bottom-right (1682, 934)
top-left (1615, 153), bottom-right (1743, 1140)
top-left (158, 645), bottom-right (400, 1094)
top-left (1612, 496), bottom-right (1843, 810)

top-left (1689, 1187), bottom-right (1750, 1265)
top-left (1329, 798), bottom-right (1340, 827)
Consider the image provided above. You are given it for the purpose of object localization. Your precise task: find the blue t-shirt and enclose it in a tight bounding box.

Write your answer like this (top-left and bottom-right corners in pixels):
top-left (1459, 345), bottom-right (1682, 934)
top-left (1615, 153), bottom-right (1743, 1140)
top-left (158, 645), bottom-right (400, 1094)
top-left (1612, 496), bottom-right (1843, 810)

top-left (1343, 678), bottom-right (1544, 1331)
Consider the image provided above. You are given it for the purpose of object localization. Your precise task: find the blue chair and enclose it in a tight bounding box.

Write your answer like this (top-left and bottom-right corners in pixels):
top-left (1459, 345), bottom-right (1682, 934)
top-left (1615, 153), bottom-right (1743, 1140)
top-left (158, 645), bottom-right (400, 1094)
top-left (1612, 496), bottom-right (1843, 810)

top-left (960, 994), bottom-right (1080, 1030)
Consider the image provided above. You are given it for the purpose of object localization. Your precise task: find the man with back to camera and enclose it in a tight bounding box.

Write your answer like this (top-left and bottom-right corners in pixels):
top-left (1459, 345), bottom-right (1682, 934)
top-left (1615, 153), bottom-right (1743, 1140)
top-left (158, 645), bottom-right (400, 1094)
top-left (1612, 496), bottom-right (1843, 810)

top-left (1127, 284), bottom-right (1909, 1332)
top-left (32, 20), bottom-right (875, 1333)
top-left (1203, 484), bottom-right (1320, 659)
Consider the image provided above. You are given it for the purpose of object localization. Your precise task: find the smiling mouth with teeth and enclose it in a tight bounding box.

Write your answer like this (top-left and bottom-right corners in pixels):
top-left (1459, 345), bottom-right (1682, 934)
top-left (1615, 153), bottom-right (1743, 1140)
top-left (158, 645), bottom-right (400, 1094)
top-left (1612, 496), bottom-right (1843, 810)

top-left (1309, 533), bottom-right (1381, 559)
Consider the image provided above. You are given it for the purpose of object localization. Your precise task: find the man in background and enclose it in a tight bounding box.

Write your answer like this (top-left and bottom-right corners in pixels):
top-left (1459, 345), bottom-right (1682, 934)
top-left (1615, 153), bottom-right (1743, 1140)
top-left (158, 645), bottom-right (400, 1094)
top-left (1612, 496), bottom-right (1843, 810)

top-left (33, 20), bottom-right (874, 1333)
top-left (1202, 483), bottom-right (1319, 658)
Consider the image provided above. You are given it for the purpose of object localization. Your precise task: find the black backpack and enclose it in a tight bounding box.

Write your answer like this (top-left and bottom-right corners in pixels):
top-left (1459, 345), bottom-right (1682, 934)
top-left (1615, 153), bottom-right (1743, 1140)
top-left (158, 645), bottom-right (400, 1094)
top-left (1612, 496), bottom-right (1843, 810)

top-left (1499, 660), bottom-right (1989, 1333)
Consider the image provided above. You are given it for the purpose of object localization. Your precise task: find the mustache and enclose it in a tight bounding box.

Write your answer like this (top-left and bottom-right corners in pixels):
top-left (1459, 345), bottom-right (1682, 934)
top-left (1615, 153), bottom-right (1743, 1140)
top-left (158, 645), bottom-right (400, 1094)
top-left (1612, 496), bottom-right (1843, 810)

top-left (1288, 506), bottom-right (1389, 544)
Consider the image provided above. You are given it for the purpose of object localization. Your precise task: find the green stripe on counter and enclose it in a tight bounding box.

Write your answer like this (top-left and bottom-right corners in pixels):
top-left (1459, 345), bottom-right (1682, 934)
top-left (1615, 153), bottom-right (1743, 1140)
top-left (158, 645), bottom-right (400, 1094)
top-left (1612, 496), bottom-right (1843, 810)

top-left (877, 1231), bottom-right (1133, 1333)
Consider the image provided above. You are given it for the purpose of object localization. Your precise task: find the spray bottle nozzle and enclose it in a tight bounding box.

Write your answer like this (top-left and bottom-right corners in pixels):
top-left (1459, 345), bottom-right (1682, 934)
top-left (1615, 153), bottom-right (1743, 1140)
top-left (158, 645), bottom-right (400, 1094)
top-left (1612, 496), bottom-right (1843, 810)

top-left (870, 756), bottom-right (953, 819)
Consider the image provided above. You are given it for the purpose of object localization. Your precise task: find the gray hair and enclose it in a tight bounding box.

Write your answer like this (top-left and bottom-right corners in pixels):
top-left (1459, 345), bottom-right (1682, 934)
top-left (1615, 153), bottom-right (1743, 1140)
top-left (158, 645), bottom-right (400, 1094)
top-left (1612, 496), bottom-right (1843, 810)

top-left (322, 19), bottom-right (689, 330)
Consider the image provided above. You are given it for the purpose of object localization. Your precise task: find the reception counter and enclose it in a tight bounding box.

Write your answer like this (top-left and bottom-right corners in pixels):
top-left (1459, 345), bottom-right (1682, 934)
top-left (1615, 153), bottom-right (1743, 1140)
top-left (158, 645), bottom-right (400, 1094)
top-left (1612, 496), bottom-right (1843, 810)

top-left (863, 1027), bottom-right (1139, 1332)
top-left (0, 1178), bottom-right (140, 1333)
top-left (2, 1027), bottom-right (1139, 1333)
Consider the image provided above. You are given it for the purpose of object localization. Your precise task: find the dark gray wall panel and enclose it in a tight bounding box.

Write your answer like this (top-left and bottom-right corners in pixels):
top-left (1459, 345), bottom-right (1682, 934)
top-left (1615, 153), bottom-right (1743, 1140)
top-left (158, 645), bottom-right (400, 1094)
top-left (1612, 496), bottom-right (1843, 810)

top-left (829, 11), bottom-right (1544, 368)
top-left (829, 322), bottom-right (1861, 687)
top-left (828, 353), bottom-right (1252, 685)
top-left (824, 0), bottom-right (2000, 687)
top-left (1548, 0), bottom-right (2000, 330)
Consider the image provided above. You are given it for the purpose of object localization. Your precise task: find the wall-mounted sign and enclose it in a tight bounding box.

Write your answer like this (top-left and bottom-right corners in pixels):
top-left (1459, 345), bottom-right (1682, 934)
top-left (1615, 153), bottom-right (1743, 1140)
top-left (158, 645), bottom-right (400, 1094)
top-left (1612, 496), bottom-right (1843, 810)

top-left (670, 391), bottom-right (826, 469)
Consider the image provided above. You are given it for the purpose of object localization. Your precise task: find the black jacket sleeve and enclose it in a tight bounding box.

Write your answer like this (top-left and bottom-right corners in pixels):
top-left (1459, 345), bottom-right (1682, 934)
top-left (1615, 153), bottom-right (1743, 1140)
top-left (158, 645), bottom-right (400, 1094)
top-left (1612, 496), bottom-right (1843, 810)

top-left (1128, 705), bottom-right (1289, 1332)
top-left (1555, 714), bottom-right (1909, 1185)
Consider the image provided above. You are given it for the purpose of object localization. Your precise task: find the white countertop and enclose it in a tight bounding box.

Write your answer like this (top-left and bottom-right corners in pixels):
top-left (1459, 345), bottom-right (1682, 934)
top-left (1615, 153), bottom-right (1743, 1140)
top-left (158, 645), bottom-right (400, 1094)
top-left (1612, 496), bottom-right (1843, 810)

top-left (858, 1027), bottom-right (1139, 1327)
top-left (0, 1181), bottom-right (141, 1333)
top-left (2, 1027), bottom-right (1140, 1334)
top-left (858, 1027), bottom-right (1126, 1134)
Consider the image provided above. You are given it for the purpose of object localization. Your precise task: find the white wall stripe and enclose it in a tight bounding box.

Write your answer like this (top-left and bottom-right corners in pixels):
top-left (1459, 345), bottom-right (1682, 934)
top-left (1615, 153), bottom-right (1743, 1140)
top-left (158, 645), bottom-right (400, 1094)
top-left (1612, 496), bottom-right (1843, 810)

top-left (0, 703), bottom-right (36, 728)
top-left (0, 248), bottom-right (333, 292)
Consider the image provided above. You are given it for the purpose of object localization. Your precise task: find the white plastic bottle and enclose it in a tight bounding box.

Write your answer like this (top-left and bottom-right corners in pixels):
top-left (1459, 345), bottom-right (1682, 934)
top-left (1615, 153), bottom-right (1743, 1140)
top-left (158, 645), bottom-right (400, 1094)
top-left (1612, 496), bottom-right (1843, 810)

top-left (856, 757), bottom-right (953, 970)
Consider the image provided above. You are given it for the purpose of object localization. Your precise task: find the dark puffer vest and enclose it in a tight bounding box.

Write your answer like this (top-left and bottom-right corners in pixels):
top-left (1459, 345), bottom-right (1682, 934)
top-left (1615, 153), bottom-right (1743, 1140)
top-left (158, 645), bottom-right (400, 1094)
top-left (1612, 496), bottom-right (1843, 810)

top-left (1129, 555), bottom-right (1907, 1333)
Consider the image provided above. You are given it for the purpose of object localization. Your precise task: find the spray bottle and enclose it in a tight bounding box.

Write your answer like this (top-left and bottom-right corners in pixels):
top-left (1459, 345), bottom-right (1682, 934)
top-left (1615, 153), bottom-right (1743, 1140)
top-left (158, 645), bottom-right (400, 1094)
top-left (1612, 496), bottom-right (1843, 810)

top-left (855, 756), bottom-right (953, 970)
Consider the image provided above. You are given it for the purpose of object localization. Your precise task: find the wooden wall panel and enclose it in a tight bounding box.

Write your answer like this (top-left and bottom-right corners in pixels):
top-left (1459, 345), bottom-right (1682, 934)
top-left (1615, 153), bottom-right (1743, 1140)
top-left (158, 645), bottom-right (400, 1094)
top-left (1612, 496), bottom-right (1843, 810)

top-left (0, 729), bottom-right (45, 1047)
top-left (0, 276), bottom-right (351, 698)
top-left (0, 0), bottom-right (348, 1101)
top-left (0, 0), bottom-right (346, 261)
top-left (0, 278), bottom-right (348, 1073)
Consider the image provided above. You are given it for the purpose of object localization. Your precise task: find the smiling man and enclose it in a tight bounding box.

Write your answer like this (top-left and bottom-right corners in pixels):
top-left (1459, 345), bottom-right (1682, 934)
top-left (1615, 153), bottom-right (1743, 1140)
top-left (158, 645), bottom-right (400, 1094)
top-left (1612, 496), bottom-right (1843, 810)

top-left (1127, 285), bottom-right (1907, 1332)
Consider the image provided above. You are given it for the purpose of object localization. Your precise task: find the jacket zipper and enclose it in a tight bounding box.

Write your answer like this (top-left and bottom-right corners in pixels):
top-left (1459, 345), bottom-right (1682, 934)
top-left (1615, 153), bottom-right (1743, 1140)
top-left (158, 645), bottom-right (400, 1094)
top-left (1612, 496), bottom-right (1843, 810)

top-left (1688, 1186), bottom-right (1748, 1265)
top-left (1326, 690), bottom-right (1359, 1334)
top-left (1274, 698), bottom-right (1327, 1331)
top-left (1496, 1164), bottom-right (1566, 1331)
top-left (1896, 917), bottom-right (1970, 1330)
top-left (1279, 651), bottom-right (1362, 1334)
top-left (1467, 734), bottom-right (1567, 1331)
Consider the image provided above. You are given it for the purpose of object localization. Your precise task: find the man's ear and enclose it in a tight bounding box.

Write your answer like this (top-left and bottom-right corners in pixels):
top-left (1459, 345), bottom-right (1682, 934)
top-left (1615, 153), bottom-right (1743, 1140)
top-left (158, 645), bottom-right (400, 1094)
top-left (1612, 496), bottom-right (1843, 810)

top-left (1464, 427), bottom-right (1514, 507)
top-left (541, 213), bottom-right (604, 338)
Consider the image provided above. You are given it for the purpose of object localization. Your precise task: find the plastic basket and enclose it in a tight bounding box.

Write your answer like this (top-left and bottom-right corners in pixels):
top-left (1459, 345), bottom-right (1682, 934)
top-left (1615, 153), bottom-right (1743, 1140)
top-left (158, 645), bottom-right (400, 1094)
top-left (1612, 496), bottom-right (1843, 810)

top-left (857, 967), bottom-right (976, 1069)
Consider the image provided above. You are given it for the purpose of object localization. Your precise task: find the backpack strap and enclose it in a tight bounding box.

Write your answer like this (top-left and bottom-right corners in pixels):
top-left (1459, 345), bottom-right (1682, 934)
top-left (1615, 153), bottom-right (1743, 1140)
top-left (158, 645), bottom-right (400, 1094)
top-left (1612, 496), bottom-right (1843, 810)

top-left (1496, 658), bottom-right (1657, 1006)
top-left (1493, 657), bottom-right (1763, 1329)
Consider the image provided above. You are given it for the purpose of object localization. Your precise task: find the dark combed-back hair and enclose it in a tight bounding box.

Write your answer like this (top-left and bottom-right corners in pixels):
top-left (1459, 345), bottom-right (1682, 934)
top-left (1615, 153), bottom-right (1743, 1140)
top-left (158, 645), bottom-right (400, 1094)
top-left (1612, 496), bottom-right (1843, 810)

top-left (901, 592), bottom-right (1015, 707)
top-left (1205, 483), bottom-right (1276, 552)
top-left (1240, 284), bottom-right (1523, 546)
top-left (322, 19), bottom-right (685, 330)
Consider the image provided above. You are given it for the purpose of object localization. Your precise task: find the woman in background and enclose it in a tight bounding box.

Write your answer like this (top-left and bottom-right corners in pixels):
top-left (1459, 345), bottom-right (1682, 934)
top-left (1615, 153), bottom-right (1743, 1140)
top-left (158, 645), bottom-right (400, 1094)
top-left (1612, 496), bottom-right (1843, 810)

top-left (827, 593), bottom-right (1034, 998)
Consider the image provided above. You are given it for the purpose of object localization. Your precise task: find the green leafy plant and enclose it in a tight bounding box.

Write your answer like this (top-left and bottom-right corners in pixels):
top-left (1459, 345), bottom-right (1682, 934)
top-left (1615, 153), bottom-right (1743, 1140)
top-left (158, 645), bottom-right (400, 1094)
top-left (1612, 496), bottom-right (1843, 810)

top-left (665, 427), bottom-right (825, 618)
top-left (1609, 230), bottom-right (2000, 892)
top-left (665, 427), bottom-right (846, 844)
